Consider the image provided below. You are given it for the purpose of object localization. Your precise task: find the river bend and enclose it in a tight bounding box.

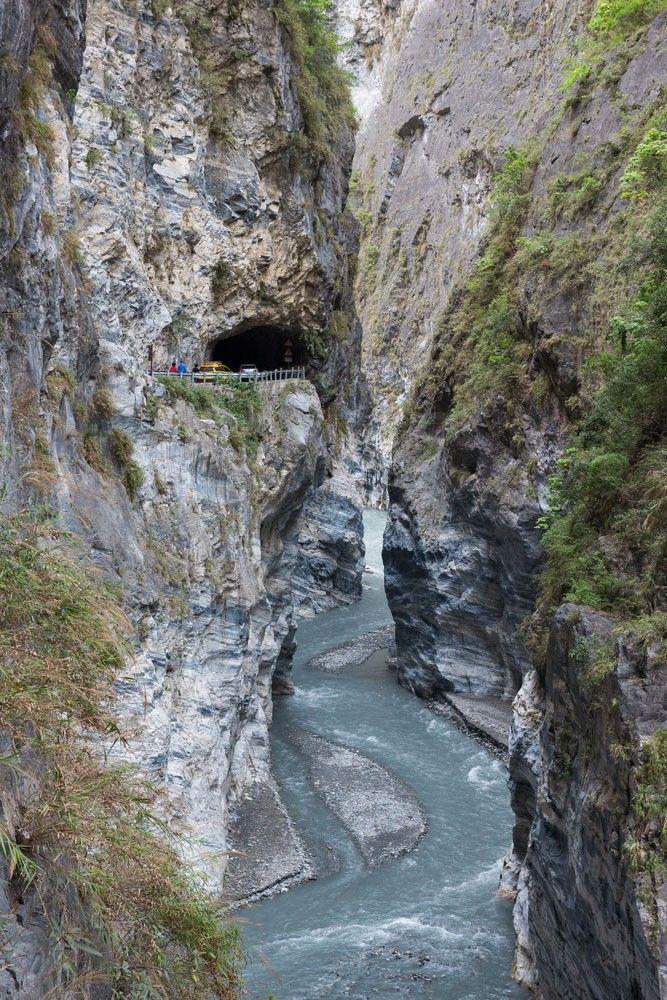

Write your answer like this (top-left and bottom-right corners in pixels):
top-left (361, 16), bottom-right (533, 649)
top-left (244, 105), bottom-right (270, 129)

top-left (243, 510), bottom-right (524, 999)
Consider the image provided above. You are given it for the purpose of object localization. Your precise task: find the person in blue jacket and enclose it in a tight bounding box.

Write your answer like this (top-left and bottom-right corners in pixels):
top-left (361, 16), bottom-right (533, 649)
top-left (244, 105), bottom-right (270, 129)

top-left (177, 360), bottom-right (187, 376)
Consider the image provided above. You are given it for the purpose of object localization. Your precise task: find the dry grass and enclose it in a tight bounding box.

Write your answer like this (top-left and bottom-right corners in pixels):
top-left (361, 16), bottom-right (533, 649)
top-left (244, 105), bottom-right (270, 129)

top-left (0, 517), bottom-right (245, 997)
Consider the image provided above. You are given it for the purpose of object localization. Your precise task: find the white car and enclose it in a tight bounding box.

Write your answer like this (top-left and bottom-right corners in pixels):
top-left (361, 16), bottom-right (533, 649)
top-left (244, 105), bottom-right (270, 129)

top-left (239, 364), bottom-right (260, 380)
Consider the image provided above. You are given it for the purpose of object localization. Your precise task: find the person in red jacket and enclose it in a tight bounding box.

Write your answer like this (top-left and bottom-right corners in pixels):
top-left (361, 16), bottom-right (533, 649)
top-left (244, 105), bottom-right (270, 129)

top-left (169, 360), bottom-right (178, 373)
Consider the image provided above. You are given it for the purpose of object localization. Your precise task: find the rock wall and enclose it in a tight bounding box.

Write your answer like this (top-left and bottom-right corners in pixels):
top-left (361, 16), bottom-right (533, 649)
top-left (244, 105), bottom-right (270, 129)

top-left (0, 0), bottom-right (365, 987)
top-left (339, 0), bottom-right (667, 995)
top-left (71, 0), bottom-right (352, 369)
top-left (342, 0), bottom-right (587, 695)
top-left (383, 438), bottom-right (547, 698)
top-left (107, 377), bottom-right (328, 893)
top-left (503, 606), bottom-right (665, 998)
top-left (340, 0), bottom-right (587, 472)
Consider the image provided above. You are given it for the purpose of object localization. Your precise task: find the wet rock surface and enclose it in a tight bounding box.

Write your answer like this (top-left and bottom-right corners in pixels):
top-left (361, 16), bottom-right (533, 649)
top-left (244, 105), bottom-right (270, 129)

top-left (384, 456), bottom-right (547, 700)
top-left (293, 466), bottom-right (366, 617)
top-left (429, 694), bottom-right (513, 759)
top-left (290, 729), bottom-right (426, 868)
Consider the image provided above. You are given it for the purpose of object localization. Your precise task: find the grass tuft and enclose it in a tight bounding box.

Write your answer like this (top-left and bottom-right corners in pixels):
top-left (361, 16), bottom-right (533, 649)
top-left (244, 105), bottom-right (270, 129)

top-left (123, 461), bottom-right (145, 502)
top-left (108, 428), bottom-right (134, 468)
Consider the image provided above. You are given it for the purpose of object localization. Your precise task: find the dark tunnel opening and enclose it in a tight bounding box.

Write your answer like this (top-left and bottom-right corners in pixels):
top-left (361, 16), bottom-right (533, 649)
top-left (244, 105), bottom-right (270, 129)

top-left (209, 326), bottom-right (305, 373)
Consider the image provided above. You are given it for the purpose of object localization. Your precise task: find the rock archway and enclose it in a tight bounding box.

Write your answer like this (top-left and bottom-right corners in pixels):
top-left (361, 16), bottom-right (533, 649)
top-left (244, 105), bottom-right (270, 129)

top-left (208, 325), bottom-right (305, 373)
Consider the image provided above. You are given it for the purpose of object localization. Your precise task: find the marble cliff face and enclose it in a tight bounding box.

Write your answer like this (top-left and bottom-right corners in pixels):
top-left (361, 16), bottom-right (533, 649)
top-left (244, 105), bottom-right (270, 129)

top-left (0, 0), bottom-right (367, 989)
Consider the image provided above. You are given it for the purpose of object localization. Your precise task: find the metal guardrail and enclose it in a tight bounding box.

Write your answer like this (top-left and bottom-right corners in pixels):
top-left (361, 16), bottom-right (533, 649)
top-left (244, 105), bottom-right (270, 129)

top-left (153, 367), bottom-right (306, 385)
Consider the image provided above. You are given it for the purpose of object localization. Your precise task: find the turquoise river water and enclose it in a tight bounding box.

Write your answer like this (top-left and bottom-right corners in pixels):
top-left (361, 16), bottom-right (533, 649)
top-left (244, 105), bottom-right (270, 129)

top-left (243, 510), bottom-right (525, 1000)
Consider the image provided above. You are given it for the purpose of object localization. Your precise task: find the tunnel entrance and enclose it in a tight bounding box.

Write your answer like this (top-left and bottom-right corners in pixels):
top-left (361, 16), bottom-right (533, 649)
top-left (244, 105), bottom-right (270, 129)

top-left (209, 326), bottom-right (305, 373)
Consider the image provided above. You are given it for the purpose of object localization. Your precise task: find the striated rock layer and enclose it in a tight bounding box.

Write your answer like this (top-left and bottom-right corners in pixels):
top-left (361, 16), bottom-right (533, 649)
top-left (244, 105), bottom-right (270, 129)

top-left (0, 0), bottom-right (366, 989)
top-left (503, 607), bottom-right (665, 999)
top-left (343, 0), bottom-right (667, 996)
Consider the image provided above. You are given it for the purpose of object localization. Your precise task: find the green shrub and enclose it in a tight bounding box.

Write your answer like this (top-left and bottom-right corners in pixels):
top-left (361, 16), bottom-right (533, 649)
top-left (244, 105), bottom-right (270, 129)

top-left (83, 433), bottom-right (109, 476)
top-left (415, 147), bottom-right (536, 433)
top-left (196, 49), bottom-right (255, 143)
top-left (538, 198), bottom-right (667, 618)
top-left (110, 105), bottom-right (134, 139)
top-left (143, 393), bottom-right (160, 423)
top-left (621, 128), bottom-right (667, 201)
top-left (572, 634), bottom-right (617, 686)
top-left (13, 45), bottom-right (56, 165)
top-left (548, 170), bottom-right (604, 217)
top-left (415, 440), bottom-right (441, 464)
top-left (577, 173), bottom-right (604, 208)
top-left (488, 145), bottom-right (535, 247)
top-left (515, 233), bottom-right (554, 270)
top-left (46, 366), bottom-right (76, 402)
top-left (108, 427), bottom-right (134, 467)
top-left (85, 147), bottom-right (104, 170)
top-left (158, 377), bottom-right (263, 453)
top-left (630, 728), bottom-right (667, 874)
top-left (123, 461), bottom-right (145, 501)
top-left (0, 52), bottom-right (20, 75)
top-left (516, 232), bottom-right (591, 276)
top-left (559, 0), bottom-right (667, 115)
top-left (590, 0), bottom-right (667, 34)
top-left (17, 112), bottom-right (55, 165)
top-left (90, 385), bottom-right (116, 422)
top-left (63, 228), bottom-right (85, 268)
top-left (634, 727), bottom-right (667, 827)
top-left (274, 0), bottom-right (356, 161)
top-left (177, 421), bottom-right (192, 443)
top-left (227, 428), bottom-right (244, 451)
top-left (572, 451), bottom-right (630, 523)
top-left (540, 514), bottom-right (618, 609)
top-left (563, 61), bottom-right (593, 91)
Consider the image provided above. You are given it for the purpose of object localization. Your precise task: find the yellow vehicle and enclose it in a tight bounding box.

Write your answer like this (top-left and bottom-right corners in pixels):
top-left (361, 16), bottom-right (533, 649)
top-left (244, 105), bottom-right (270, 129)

top-left (195, 362), bottom-right (232, 382)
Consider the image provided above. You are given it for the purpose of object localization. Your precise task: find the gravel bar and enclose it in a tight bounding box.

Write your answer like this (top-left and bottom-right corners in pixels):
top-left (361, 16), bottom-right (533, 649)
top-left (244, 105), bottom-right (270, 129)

top-left (290, 728), bottom-right (426, 867)
top-left (307, 624), bottom-right (395, 673)
top-left (429, 693), bottom-right (513, 760)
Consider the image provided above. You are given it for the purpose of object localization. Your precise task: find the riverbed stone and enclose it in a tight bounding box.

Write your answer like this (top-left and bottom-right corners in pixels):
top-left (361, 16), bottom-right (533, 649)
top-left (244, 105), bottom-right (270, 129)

top-left (224, 777), bottom-right (314, 906)
top-left (307, 624), bottom-right (395, 673)
top-left (429, 694), bottom-right (513, 758)
top-left (290, 729), bottom-right (426, 867)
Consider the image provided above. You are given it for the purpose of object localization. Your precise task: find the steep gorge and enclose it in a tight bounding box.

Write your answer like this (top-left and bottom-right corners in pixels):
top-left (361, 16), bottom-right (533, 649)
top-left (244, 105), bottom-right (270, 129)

top-left (0, 0), bottom-right (666, 997)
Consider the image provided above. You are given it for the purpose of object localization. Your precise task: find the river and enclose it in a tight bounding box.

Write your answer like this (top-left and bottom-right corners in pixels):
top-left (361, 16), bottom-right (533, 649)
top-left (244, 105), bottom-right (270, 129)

top-left (243, 510), bottom-right (524, 999)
